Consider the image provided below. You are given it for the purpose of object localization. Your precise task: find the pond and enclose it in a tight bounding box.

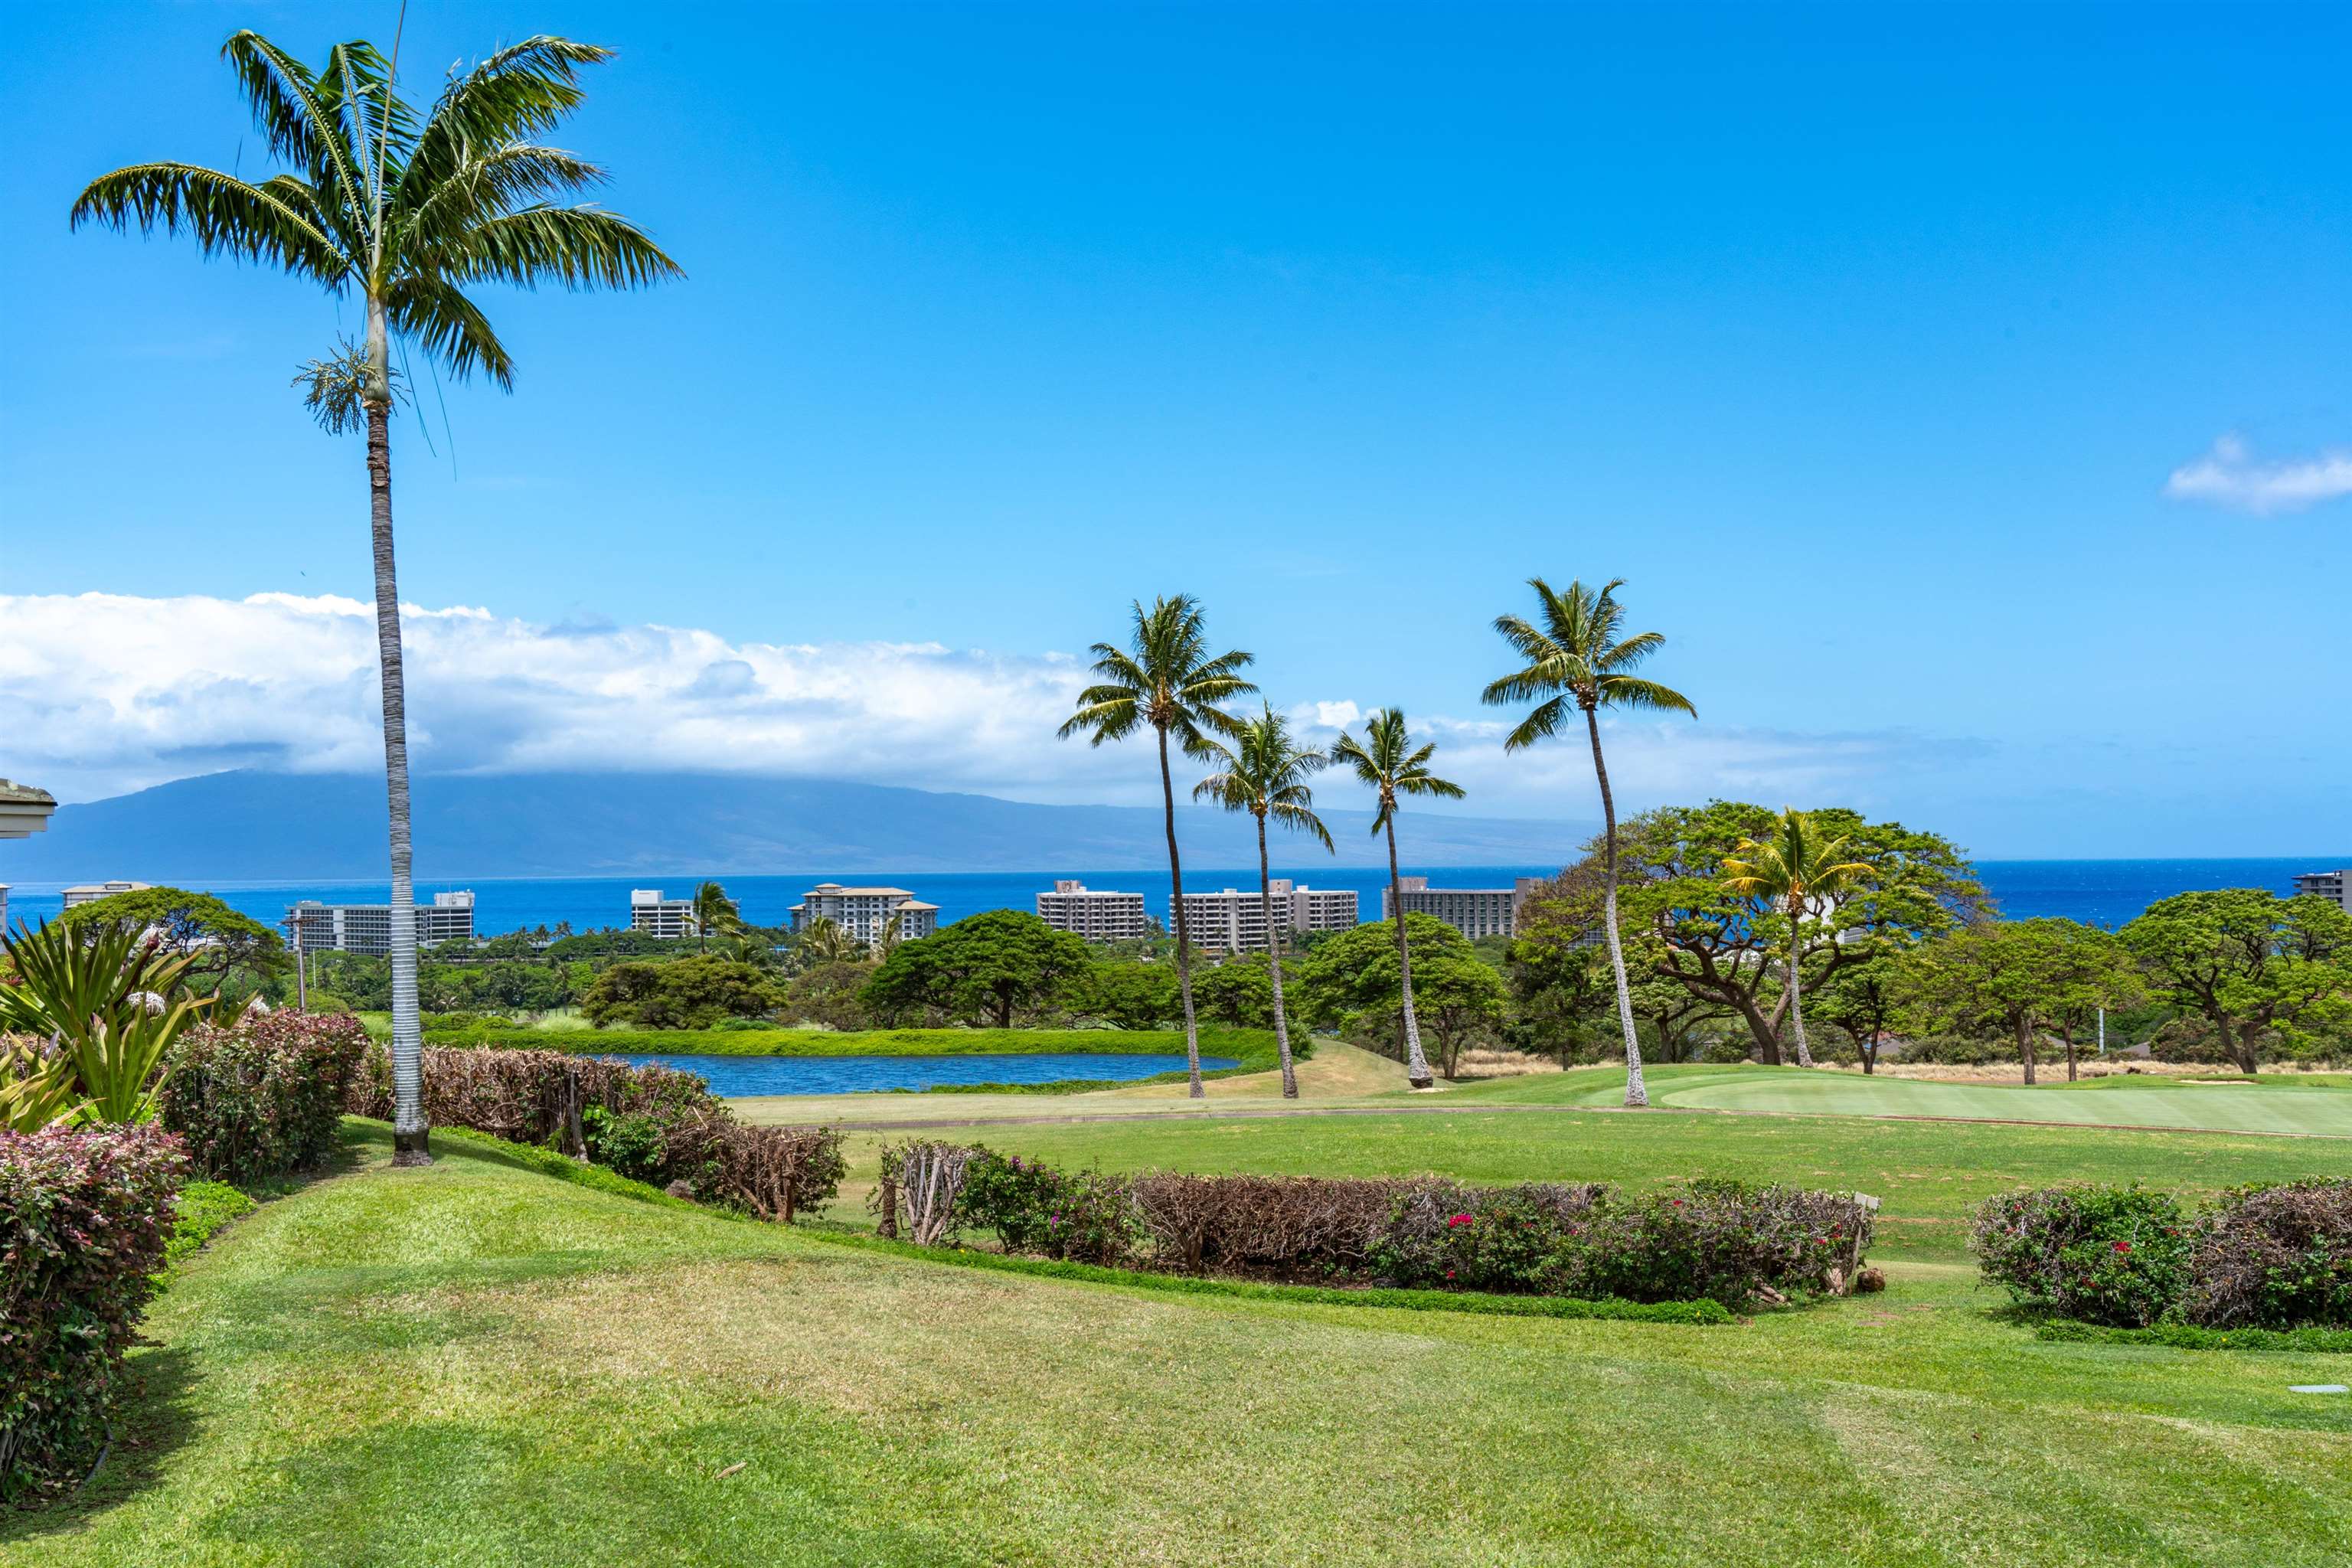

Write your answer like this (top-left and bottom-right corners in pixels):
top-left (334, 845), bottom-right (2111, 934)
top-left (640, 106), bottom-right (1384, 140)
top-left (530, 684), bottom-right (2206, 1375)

top-left (613, 1051), bottom-right (1238, 1097)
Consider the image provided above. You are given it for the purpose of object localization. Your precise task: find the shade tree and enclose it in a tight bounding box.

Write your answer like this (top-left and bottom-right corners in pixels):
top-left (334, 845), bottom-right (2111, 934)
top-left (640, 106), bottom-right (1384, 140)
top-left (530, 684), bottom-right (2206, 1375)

top-left (860, 910), bottom-right (1093, 1029)
top-left (2120, 890), bottom-right (2352, 1074)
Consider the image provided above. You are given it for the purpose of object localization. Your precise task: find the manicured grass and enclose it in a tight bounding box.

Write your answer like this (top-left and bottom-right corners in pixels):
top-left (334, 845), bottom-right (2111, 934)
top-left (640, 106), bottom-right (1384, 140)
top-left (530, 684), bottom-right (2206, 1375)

top-left (1436, 1063), bottom-right (2352, 1137)
top-left (10, 1119), bottom-right (2349, 1567)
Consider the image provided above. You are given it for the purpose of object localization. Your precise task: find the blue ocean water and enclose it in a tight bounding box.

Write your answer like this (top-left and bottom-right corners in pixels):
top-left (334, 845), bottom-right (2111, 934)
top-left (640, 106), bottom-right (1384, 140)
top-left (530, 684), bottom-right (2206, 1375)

top-left (616, 1051), bottom-right (1234, 1096)
top-left (2, 859), bottom-right (2344, 936)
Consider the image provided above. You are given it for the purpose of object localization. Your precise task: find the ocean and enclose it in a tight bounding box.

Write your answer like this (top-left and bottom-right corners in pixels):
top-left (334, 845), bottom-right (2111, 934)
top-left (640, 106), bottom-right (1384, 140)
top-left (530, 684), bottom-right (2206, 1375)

top-left (2, 858), bottom-right (2344, 936)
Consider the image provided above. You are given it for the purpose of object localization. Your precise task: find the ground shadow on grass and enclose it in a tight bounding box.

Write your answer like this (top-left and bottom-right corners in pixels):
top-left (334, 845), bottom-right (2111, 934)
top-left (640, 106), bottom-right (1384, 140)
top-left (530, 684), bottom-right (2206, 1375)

top-left (0, 1344), bottom-right (202, 1544)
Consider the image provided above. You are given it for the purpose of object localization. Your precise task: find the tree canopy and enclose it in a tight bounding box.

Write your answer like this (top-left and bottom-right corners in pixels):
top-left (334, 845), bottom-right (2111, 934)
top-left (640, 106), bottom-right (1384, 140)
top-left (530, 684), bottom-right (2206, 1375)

top-left (56, 884), bottom-right (286, 993)
top-left (2120, 890), bottom-right (2352, 1073)
top-left (860, 910), bottom-right (1093, 1028)
top-left (1521, 801), bottom-right (1986, 1064)
top-left (1298, 915), bottom-right (1508, 1078)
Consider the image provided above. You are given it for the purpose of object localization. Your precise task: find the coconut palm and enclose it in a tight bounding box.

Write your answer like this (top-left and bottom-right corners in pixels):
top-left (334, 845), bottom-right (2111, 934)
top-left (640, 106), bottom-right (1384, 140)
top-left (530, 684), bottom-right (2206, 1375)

top-left (1483, 577), bottom-right (1695, 1108)
top-left (794, 915), bottom-right (860, 969)
top-left (1330, 709), bottom-right (1463, 1089)
top-left (1059, 596), bottom-right (1256, 1097)
top-left (1721, 808), bottom-right (1873, 1068)
top-left (73, 32), bottom-right (679, 1164)
top-left (691, 881), bottom-right (742, 955)
top-left (1194, 704), bottom-right (1332, 1099)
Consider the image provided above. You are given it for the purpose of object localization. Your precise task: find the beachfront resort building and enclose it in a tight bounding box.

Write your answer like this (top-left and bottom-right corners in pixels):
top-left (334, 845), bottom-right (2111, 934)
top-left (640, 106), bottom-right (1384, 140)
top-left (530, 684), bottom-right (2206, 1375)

top-left (1381, 876), bottom-right (1547, 939)
top-left (1172, 880), bottom-right (1358, 952)
top-left (286, 890), bottom-right (478, 956)
top-left (61, 880), bottom-right (152, 908)
top-left (2294, 870), bottom-right (2351, 913)
top-left (0, 780), bottom-right (60, 933)
top-left (1035, 880), bottom-right (1150, 941)
top-left (789, 883), bottom-right (940, 947)
top-left (628, 888), bottom-right (702, 939)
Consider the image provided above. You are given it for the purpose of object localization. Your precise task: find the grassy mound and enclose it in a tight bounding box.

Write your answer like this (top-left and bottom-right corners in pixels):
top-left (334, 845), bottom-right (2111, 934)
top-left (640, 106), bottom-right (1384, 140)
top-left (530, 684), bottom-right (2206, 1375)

top-left (14, 1118), bottom-right (2352, 1565)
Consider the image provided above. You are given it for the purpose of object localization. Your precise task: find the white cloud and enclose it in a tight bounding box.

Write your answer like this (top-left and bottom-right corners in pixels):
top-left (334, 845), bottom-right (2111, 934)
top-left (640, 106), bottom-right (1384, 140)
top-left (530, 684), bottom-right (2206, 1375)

top-left (0, 592), bottom-right (1125, 805)
top-left (2164, 433), bottom-right (2352, 515)
top-left (0, 591), bottom-right (1989, 821)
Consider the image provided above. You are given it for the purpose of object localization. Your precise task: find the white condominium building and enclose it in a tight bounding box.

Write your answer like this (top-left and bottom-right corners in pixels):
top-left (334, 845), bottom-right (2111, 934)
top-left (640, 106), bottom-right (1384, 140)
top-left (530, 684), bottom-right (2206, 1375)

top-left (1036, 880), bottom-right (1149, 941)
top-left (286, 890), bottom-right (478, 956)
top-left (2294, 870), bottom-right (2350, 913)
top-left (1381, 876), bottom-right (1546, 939)
top-left (629, 888), bottom-right (701, 939)
top-left (1172, 880), bottom-right (1358, 952)
top-left (61, 880), bottom-right (152, 908)
top-left (789, 883), bottom-right (940, 946)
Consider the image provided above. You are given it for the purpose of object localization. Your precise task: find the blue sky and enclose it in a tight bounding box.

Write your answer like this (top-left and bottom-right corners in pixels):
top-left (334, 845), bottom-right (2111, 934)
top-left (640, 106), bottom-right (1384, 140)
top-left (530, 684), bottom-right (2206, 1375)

top-left (2, 2), bottom-right (2348, 859)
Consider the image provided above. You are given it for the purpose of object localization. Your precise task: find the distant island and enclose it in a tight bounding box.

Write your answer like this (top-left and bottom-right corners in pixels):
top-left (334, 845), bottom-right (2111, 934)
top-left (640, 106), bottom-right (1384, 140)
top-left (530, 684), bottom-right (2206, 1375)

top-left (2, 769), bottom-right (1596, 881)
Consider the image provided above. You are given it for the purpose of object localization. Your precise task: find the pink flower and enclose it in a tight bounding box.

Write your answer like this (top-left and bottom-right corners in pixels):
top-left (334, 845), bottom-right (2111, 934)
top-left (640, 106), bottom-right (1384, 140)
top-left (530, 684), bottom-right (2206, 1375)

top-left (2112, 1241), bottom-right (2131, 1253)
top-left (1448, 1214), bottom-right (1473, 1227)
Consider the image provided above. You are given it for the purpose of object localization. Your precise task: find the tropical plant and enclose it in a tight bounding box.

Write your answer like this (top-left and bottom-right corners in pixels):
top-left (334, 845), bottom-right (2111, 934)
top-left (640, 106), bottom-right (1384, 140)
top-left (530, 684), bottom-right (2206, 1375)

top-left (0, 922), bottom-right (207, 1123)
top-left (1482, 577), bottom-right (1695, 1106)
top-left (691, 881), bottom-right (742, 955)
top-left (73, 31), bottom-right (681, 1163)
top-left (1721, 809), bottom-right (1874, 1067)
top-left (0, 1047), bottom-right (86, 1133)
top-left (792, 915), bottom-right (861, 969)
top-left (1331, 709), bottom-right (1463, 1088)
top-left (1057, 596), bottom-right (1257, 1096)
top-left (1194, 704), bottom-right (1332, 1097)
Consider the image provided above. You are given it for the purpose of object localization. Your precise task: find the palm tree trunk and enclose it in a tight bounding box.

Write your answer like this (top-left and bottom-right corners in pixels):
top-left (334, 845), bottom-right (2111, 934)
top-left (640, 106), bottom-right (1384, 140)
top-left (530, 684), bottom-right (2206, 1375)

top-left (1256, 814), bottom-right (1298, 1099)
top-left (1782, 893), bottom-right (1817, 1068)
top-left (1385, 815), bottom-right (1433, 1089)
top-left (367, 395), bottom-right (430, 1165)
top-left (1158, 727), bottom-right (1204, 1097)
top-left (1583, 708), bottom-right (1648, 1108)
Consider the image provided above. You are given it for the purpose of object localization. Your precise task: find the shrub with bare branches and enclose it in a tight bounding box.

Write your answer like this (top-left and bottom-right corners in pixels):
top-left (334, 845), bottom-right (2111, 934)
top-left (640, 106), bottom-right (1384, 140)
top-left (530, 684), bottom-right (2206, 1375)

top-left (2181, 1179), bottom-right (2352, 1329)
top-left (1129, 1172), bottom-right (1400, 1278)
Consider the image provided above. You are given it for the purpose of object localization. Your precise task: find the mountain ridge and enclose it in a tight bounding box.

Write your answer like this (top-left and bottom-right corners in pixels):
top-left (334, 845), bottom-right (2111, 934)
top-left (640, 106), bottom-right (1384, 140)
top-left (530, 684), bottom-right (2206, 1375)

top-left (0, 770), bottom-right (1593, 881)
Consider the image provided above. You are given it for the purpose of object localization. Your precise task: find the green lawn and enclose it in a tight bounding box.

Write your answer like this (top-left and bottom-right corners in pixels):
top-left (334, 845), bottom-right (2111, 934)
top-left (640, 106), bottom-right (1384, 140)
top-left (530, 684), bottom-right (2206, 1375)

top-left (1436, 1063), bottom-right (2352, 1138)
top-left (9, 1119), bottom-right (2349, 1567)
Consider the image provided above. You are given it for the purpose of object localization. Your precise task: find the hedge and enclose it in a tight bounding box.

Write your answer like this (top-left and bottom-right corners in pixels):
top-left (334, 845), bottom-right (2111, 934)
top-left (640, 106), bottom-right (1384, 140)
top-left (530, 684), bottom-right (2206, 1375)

top-left (345, 1044), bottom-right (845, 1222)
top-left (1, 1124), bottom-right (185, 1501)
top-left (1973, 1179), bottom-right (2352, 1331)
top-left (158, 1011), bottom-right (370, 1184)
top-left (876, 1146), bottom-right (1876, 1309)
top-left (812, 1230), bottom-right (1738, 1324)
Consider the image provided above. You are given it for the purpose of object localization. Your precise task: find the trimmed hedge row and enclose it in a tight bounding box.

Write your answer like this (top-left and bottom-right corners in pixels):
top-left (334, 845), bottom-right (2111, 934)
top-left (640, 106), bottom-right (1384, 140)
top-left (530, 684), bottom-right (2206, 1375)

top-left (158, 1011), bottom-right (370, 1184)
top-left (2031, 1318), bottom-right (2352, 1354)
top-left (1973, 1179), bottom-right (2352, 1331)
top-left (1, 1124), bottom-right (185, 1502)
top-left (813, 1230), bottom-right (1739, 1324)
top-left (876, 1145), bottom-right (1876, 1309)
top-left (343, 1044), bottom-right (845, 1222)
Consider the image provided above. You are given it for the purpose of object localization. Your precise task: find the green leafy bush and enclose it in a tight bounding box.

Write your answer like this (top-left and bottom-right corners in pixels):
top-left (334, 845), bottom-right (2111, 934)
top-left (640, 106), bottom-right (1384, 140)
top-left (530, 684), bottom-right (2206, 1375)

top-left (159, 1011), bottom-right (369, 1183)
top-left (2181, 1179), bottom-right (2352, 1330)
top-left (0, 1123), bottom-right (185, 1501)
top-left (1970, 1184), bottom-right (2195, 1327)
top-left (580, 1106), bottom-right (669, 1184)
top-left (957, 1148), bottom-right (1141, 1264)
top-left (1370, 1181), bottom-right (1609, 1294)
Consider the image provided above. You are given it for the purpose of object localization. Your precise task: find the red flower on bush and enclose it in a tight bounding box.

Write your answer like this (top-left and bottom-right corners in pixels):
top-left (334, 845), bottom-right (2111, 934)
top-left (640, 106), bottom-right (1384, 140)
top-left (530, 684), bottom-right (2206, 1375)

top-left (2113, 1241), bottom-right (2131, 1253)
top-left (1448, 1214), bottom-right (1473, 1227)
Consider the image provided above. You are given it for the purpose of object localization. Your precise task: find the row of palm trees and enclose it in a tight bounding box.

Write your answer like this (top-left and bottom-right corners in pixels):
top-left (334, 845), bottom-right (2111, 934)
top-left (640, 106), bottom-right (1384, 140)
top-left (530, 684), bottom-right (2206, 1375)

top-left (1061, 582), bottom-right (1695, 1107)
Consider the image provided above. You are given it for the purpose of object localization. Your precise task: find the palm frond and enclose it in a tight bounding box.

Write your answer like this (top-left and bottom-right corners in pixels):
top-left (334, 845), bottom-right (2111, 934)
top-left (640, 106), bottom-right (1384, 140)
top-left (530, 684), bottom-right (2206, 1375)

top-left (70, 164), bottom-right (351, 282)
top-left (1596, 675), bottom-right (1697, 717)
top-left (220, 31), bottom-right (372, 227)
top-left (431, 204), bottom-right (682, 292)
top-left (1501, 694), bottom-right (1571, 753)
top-left (384, 271), bottom-right (514, 386)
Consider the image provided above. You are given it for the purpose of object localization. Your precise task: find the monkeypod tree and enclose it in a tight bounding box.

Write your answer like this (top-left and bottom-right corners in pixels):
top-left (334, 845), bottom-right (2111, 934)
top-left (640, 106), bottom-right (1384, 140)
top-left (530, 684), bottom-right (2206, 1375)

top-left (860, 910), bottom-right (1093, 1029)
top-left (2121, 890), bottom-right (2352, 1074)
top-left (1543, 801), bottom-right (1984, 1066)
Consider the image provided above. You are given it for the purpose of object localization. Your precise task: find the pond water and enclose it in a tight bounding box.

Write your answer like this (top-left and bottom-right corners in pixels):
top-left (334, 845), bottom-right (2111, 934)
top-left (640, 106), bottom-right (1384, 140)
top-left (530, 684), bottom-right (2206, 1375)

top-left (613, 1051), bottom-right (1237, 1097)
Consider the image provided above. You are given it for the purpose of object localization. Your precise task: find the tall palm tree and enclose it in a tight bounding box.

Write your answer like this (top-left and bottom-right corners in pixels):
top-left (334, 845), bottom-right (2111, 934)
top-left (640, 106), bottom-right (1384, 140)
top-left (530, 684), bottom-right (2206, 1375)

top-left (1482, 577), bottom-right (1695, 1109)
top-left (1059, 596), bottom-right (1256, 1097)
top-left (1331, 709), bottom-right (1462, 1089)
top-left (1721, 808), bottom-right (1873, 1068)
top-left (1194, 704), bottom-right (1332, 1099)
top-left (691, 880), bottom-right (741, 955)
top-left (73, 32), bottom-right (679, 1164)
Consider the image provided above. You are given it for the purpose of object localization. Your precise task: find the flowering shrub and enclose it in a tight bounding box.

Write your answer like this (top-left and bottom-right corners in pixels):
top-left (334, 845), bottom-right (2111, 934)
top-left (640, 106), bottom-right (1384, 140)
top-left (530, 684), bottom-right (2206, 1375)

top-left (159, 1011), bottom-right (370, 1184)
top-left (2180, 1179), bottom-right (2352, 1330)
top-left (958, 1148), bottom-right (1139, 1264)
top-left (1, 1123), bottom-right (185, 1501)
top-left (1970, 1184), bottom-right (2194, 1327)
top-left (1370, 1181), bottom-right (1609, 1294)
